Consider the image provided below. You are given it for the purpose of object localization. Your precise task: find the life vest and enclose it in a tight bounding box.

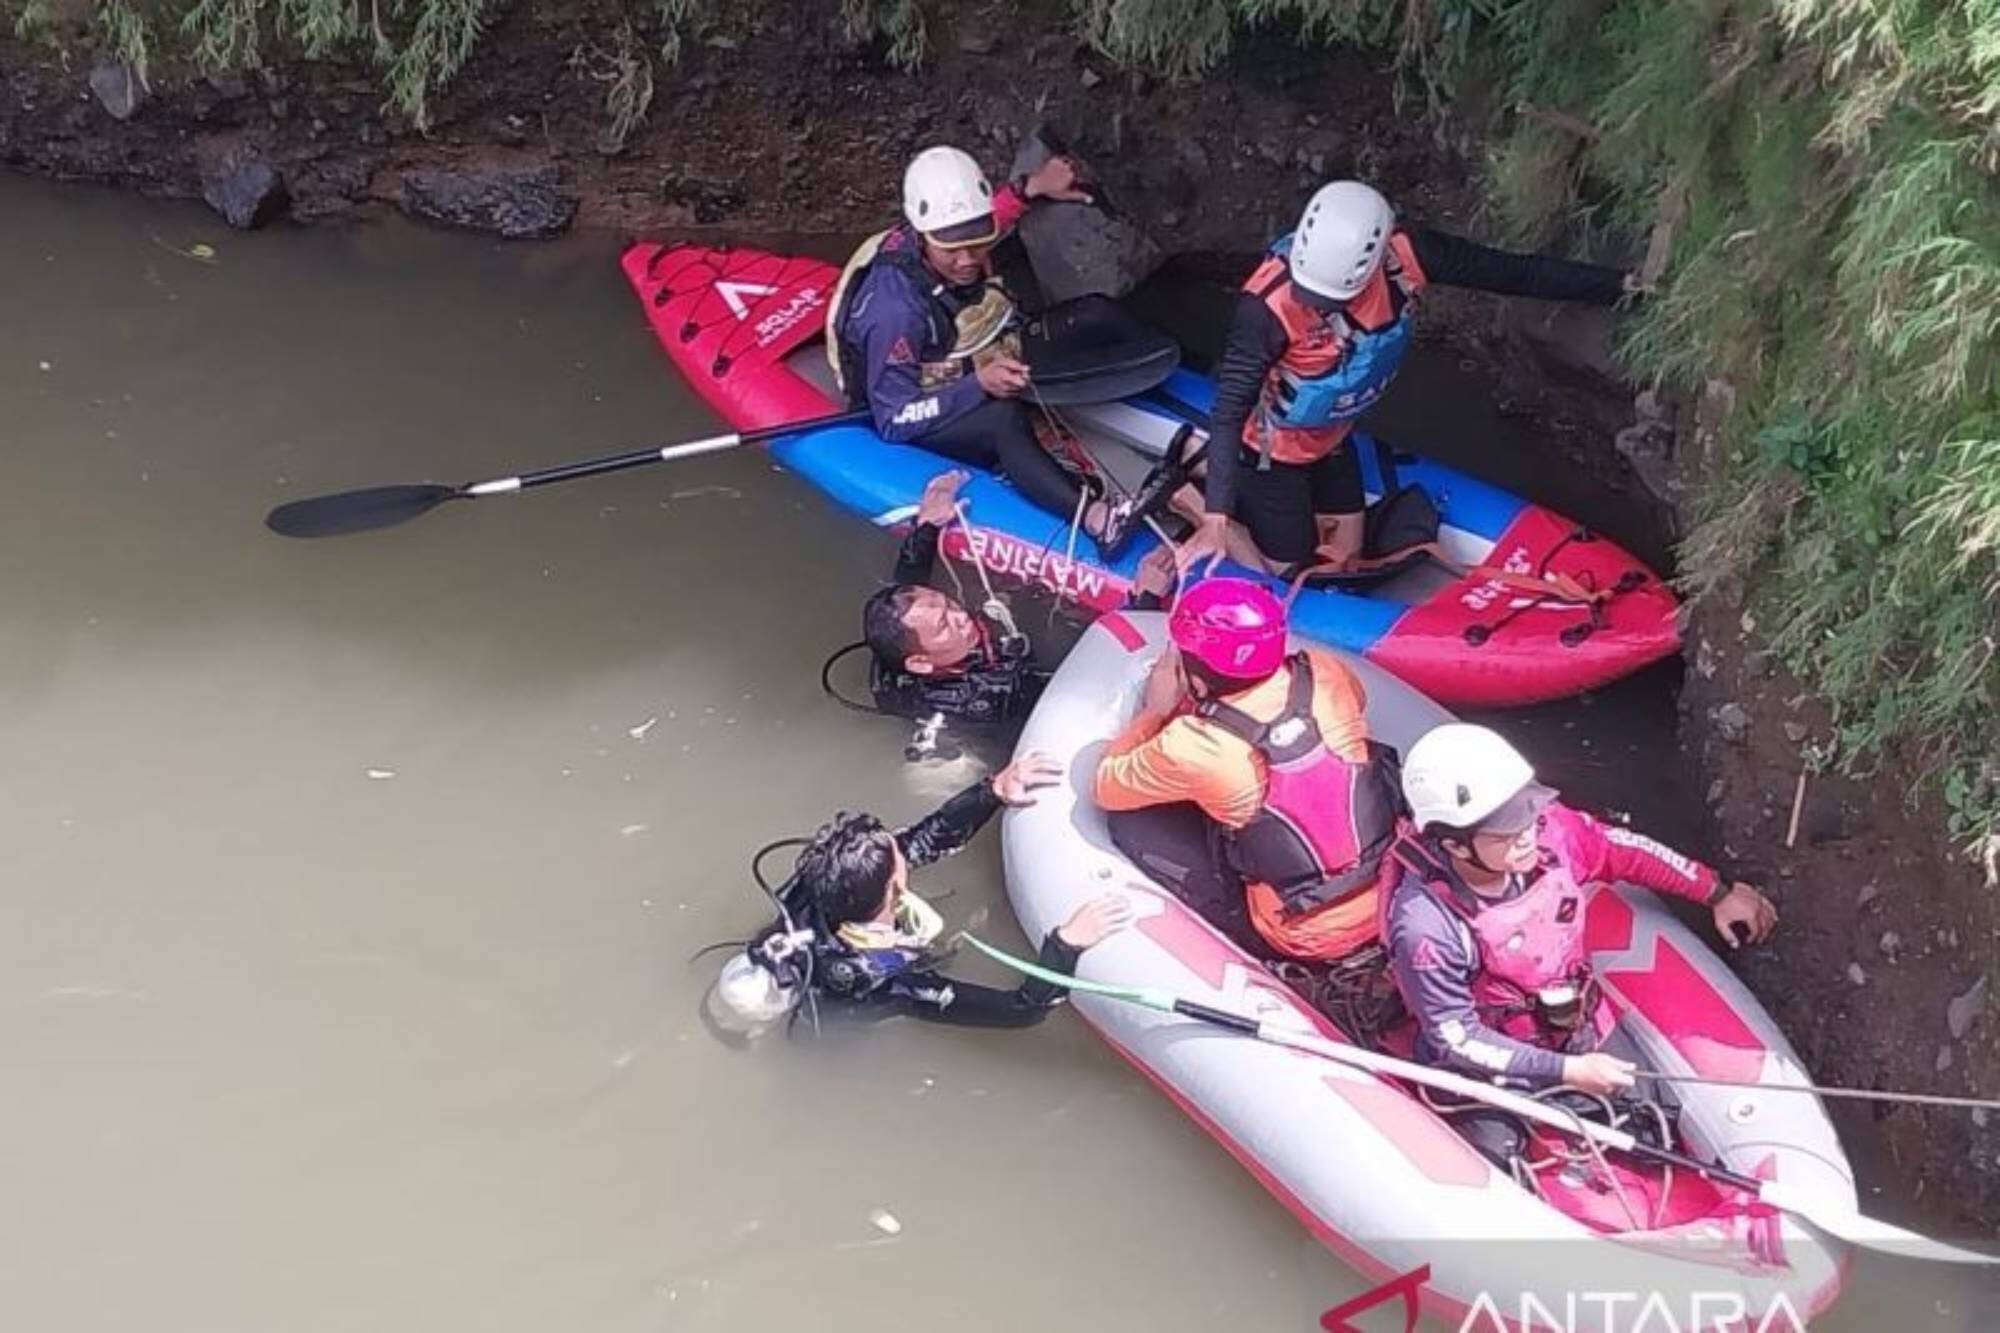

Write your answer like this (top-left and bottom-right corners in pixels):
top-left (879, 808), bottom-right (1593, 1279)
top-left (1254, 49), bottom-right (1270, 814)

top-left (827, 226), bottom-right (1021, 399)
top-left (1388, 831), bottom-right (1609, 1049)
top-left (1241, 230), bottom-right (1426, 465)
top-left (1196, 653), bottom-right (1402, 920)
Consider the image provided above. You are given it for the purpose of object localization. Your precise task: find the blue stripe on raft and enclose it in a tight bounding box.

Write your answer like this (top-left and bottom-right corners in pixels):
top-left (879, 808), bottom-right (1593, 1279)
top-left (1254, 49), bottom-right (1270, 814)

top-left (1137, 370), bottom-right (1529, 544)
top-left (768, 423), bottom-right (1404, 656)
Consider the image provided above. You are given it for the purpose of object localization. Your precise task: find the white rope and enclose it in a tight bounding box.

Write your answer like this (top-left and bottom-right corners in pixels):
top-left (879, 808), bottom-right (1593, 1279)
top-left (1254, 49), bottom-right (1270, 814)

top-left (949, 501), bottom-right (1023, 645)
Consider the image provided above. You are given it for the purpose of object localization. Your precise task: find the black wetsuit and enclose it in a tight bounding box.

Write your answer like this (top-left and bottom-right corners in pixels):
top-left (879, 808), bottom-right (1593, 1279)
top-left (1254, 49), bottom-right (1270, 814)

top-left (872, 515), bottom-right (1178, 736)
top-left (849, 779), bottom-right (1082, 1027)
top-left (868, 519), bottom-right (1049, 731)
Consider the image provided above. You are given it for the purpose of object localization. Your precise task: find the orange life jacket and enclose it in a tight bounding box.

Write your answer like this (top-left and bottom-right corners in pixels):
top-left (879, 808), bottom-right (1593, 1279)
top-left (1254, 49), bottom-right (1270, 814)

top-left (1240, 230), bottom-right (1427, 465)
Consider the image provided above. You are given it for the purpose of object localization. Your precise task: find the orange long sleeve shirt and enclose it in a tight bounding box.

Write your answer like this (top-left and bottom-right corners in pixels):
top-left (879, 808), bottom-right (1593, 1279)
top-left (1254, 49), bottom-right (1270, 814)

top-left (1093, 649), bottom-right (1370, 824)
top-left (1092, 649), bottom-right (1380, 961)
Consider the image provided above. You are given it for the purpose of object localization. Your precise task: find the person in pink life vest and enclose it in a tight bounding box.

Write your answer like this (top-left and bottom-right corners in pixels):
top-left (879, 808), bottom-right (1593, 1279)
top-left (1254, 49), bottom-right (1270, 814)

top-left (1380, 723), bottom-right (1778, 1167)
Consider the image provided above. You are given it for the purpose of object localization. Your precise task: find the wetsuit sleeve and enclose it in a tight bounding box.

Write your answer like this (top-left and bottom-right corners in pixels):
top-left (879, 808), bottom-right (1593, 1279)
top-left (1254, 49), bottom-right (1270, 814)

top-left (1546, 804), bottom-right (1719, 904)
top-left (893, 521), bottom-right (942, 585)
top-left (1406, 228), bottom-right (1627, 306)
top-left (1203, 294), bottom-right (1290, 514)
top-left (881, 928), bottom-right (1084, 1028)
top-left (895, 779), bottom-right (1005, 869)
top-left (852, 272), bottom-right (989, 443)
top-left (1387, 887), bottom-right (1568, 1088)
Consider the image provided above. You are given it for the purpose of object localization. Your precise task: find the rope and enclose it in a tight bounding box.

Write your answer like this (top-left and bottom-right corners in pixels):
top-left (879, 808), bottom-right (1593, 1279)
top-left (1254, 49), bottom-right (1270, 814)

top-left (947, 500), bottom-right (1026, 648)
top-left (1055, 485), bottom-right (1088, 618)
top-left (1532, 1087), bottom-right (1646, 1232)
top-left (1633, 1069), bottom-right (2000, 1113)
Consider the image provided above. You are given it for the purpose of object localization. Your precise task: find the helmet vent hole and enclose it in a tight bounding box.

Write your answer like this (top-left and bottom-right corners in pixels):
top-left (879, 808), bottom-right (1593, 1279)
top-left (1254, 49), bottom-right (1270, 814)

top-left (1455, 783), bottom-right (1471, 807)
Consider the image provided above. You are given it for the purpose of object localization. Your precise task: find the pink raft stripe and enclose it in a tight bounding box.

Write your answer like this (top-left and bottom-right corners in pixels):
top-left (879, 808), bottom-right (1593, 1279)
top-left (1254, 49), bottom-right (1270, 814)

top-left (1098, 612), bottom-right (1147, 653)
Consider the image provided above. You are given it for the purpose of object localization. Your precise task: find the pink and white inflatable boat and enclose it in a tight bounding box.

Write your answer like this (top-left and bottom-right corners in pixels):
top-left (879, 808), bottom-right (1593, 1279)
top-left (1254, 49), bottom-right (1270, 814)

top-left (1001, 612), bottom-right (1851, 1330)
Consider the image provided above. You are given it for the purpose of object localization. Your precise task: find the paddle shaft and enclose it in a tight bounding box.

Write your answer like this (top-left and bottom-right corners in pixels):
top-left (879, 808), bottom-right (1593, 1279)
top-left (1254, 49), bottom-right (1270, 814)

top-left (961, 935), bottom-right (1656, 1156)
top-left (961, 933), bottom-right (1999, 1263)
top-left (461, 406), bottom-right (871, 497)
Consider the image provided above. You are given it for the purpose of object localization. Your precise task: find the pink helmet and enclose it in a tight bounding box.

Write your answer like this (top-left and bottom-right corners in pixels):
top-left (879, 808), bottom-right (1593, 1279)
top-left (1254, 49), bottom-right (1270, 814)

top-left (1168, 577), bottom-right (1288, 681)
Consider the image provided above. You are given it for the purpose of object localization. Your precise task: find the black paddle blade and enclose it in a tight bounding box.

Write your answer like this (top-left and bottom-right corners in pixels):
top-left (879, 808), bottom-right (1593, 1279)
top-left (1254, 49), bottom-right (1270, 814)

top-left (265, 484), bottom-right (460, 538)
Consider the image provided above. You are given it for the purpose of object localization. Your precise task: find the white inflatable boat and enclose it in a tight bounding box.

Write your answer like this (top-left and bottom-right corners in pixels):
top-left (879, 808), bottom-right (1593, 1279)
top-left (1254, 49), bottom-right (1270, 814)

top-left (1001, 611), bottom-right (1850, 1329)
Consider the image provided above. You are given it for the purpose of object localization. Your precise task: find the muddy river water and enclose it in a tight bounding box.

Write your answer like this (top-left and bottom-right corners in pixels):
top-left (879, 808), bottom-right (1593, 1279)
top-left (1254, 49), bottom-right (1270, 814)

top-left (1, 173), bottom-right (1990, 1331)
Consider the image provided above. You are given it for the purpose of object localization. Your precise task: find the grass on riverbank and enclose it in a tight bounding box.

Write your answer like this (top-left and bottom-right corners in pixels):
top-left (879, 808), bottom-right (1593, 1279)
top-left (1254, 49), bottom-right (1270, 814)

top-left (1073, 0), bottom-right (2000, 858)
top-left (1484, 0), bottom-right (2000, 857)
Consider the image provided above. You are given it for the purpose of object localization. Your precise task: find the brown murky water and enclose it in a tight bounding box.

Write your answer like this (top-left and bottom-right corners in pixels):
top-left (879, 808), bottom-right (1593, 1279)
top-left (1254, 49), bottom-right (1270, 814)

top-left (1, 173), bottom-right (1990, 1332)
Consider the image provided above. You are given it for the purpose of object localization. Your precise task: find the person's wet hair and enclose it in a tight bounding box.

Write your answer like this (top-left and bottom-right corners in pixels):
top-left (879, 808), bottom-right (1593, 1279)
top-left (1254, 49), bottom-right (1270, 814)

top-left (793, 810), bottom-right (897, 926)
top-left (863, 584), bottom-right (925, 668)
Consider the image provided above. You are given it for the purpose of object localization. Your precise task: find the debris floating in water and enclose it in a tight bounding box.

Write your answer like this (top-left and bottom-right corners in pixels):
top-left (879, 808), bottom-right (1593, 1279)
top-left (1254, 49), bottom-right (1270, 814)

top-left (620, 823), bottom-right (649, 837)
top-left (366, 768), bottom-right (397, 780)
top-left (868, 1209), bottom-right (902, 1236)
top-left (628, 716), bottom-right (658, 740)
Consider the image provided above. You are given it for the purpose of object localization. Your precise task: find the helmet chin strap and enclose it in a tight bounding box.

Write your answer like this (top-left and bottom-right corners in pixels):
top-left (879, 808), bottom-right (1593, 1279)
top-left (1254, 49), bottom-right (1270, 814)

top-left (1441, 831), bottom-right (1510, 881)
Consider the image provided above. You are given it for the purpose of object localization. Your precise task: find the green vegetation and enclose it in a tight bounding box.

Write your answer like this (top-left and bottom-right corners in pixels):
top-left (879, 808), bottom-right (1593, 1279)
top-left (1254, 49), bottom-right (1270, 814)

top-left (6, 0), bottom-right (1993, 850)
top-left (1066, 0), bottom-right (2000, 856)
top-left (1483, 1), bottom-right (2000, 856)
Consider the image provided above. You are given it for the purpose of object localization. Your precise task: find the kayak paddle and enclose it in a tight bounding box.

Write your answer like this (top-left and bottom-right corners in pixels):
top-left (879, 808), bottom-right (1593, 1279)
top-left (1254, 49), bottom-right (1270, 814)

top-left (960, 933), bottom-right (1997, 1266)
top-left (265, 324), bottom-right (1182, 541)
top-left (264, 406), bottom-right (873, 539)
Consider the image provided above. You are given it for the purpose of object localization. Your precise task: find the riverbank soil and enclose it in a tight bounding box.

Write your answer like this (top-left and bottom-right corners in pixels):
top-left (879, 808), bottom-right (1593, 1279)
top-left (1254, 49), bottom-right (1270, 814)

top-left (1679, 569), bottom-right (2000, 1230)
top-left (4, 0), bottom-right (1992, 1235)
top-left (1, 0), bottom-right (1468, 240)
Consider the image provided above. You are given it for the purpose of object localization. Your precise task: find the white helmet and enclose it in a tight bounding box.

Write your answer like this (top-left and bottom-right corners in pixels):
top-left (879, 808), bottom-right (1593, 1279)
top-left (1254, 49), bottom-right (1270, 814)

top-left (903, 146), bottom-right (997, 247)
top-left (1401, 723), bottom-right (1555, 834)
top-left (1289, 181), bottom-right (1396, 302)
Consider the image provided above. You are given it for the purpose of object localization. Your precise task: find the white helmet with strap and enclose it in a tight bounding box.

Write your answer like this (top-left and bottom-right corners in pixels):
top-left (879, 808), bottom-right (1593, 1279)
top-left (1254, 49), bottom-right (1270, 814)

top-left (1401, 723), bottom-right (1554, 834)
top-left (1289, 180), bottom-right (1396, 302)
top-left (903, 146), bottom-right (998, 248)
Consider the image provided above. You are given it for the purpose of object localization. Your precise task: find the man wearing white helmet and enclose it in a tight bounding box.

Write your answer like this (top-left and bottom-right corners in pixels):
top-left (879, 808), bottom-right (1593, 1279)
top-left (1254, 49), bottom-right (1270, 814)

top-left (827, 145), bottom-right (1173, 553)
top-left (1380, 722), bottom-right (1777, 1167)
top-left (1178, 181), bottom-right (1642, 577)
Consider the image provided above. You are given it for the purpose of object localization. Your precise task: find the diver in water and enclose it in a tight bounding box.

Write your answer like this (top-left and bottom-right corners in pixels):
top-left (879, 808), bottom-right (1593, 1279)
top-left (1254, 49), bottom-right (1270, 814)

top-left (826, 468), bottom-right (1180, 760)
top-left (710, 749), bottom-right (1131, 1032)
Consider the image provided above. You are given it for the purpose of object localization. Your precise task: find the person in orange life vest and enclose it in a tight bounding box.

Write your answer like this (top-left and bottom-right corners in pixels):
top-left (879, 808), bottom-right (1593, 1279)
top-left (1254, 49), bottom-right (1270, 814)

top-left (1382, 723), bottom-right (1778, 1167)
top-left (1091, 577), bottom-right (1403, 962)
top-left (829, 147), bottom-right (1175, 553)
top-left (1175, 181), bottom-right (1642, 578)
